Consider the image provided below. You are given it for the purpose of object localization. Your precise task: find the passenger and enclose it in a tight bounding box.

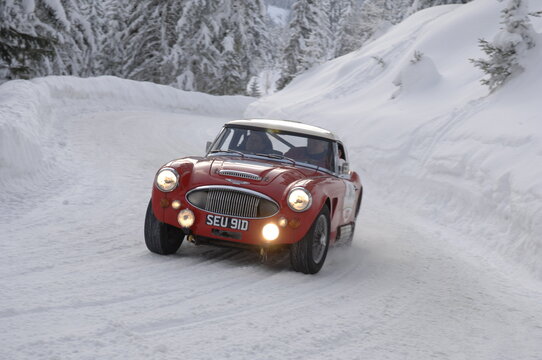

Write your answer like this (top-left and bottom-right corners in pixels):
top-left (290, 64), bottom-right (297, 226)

top-left (285, 138), bottom-right (331, 169)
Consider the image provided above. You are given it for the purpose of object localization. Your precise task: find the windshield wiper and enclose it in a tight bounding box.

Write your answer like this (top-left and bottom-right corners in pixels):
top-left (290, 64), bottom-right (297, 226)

top-left (209, 149), bottom-right (245, 157)
top-left (255, 153), bottom-right (296, 165)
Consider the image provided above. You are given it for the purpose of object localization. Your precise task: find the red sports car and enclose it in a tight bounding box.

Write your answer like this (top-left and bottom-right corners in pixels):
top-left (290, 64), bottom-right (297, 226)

top-left (144, 119), bottom-right (362, 274)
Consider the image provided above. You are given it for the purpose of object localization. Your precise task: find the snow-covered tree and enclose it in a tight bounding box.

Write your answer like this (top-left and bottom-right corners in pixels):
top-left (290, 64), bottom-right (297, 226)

top-left (174, 0), bottom-right (223, 93)
top-left (0, 2), bottom-right (53, 80)
top-left (98, 0), bottom-right (130, 77)
top-left (80, 0), bottom-right (107, 75)
top-left (173, 0), bottom-right (272, 94)
top-left (219, 0), bottom-right (272, 94)
top-left (277, 0), bottom-right (330, 89)
top-left (471, 0), bottom-right (537, 90)
top-left (356, 0), bottom-right (415, 44)
top-left (0, 26), bottom-right (53, 81)
top-left (218, 33), bottom-right (244, 95)
top-left (409, 0), bottom-right (472, 13)
top-left (27, 0), bottom-right (94, 76)
top-left (333, 0), bottom-right (365, 56)
top-left (120, 1), bottom-right (163, 82)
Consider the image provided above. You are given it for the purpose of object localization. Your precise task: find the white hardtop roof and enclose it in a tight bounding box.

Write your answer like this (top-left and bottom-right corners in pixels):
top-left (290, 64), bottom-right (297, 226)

top-left (226, 119), bottom-right (338, 141)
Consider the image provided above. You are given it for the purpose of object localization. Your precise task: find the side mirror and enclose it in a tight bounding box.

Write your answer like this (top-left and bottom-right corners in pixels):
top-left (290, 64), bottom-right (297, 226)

top-left (340, 162), bottom-right (350, 176)
top-left (206, 141), bottom-right (212, 153)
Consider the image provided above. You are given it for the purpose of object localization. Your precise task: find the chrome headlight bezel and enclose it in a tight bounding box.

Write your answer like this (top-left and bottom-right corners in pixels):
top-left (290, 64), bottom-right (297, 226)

top-left (155, 167), bottom-right (179, 192)
top-left (287, 187), bottom-right (312, 212)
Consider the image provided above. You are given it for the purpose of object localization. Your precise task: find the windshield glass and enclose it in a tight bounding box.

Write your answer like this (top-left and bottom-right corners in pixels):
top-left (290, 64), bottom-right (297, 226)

top-left (209, 126), bottom-right (335, 171)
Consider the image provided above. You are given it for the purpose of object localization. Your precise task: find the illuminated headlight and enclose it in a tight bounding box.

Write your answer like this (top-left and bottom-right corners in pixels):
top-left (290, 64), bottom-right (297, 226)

top-left (287, 187), bottom-right (312, 212)
top-left (177, 209), bottom-right (195, 228)
top-left (155, 168), bottom-right (179, 192)
top-left (262, 223), bottom-right (279, 241)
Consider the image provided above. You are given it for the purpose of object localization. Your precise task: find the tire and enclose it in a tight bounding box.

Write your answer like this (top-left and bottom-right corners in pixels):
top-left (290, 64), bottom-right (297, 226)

top-left (341, 222), bottom-right (356, 247)
top-left (290, 205), bottom-right (330, 274)
top-left (341, 188), bottom-right (362, 247)
top-left (144, 200), bottom-right (184, 255)
top-left (355, 187), bottom-right (363, 218)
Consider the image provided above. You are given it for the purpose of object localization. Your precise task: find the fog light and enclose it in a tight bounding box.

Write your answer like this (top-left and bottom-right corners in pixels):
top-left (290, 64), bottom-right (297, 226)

top-left (278, 217), bottom-right (288, 228)
top-left (172, 200), bottom-right (181, 210)
top-left (177, 209), bottom-right (195, 228)
top-left (262, 223), bottom-right (279, 241)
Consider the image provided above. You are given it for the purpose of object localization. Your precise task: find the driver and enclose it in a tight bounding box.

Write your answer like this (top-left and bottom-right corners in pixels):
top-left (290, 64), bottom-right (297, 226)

top-left (244, 131), bottom-right (273, 154)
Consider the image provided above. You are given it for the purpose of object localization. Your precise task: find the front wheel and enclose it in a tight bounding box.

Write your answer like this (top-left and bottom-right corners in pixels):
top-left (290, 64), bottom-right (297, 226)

top-left (144, 200), bottom-right (184, 255)
top-left (290, 206), bottom-right (330, 274)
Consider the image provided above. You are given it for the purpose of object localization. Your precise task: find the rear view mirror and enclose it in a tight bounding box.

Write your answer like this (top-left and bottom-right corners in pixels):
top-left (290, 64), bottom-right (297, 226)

top-left (206, 141), bottom-right (212, 153)
top-left (340, 162), bottom-right (350, 176)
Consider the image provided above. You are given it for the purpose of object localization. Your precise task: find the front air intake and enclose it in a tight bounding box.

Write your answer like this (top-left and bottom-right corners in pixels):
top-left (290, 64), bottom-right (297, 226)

top-left (186, 186), bottom-right (279, 219)
top-left (218, 170), bottom-right (262, 181)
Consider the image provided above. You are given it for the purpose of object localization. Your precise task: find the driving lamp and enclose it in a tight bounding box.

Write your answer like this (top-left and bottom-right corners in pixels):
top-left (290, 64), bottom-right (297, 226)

top-left (287, 187), bottom-right (312, 212)
top-left (262, 223), bottom-right (279, 241)
top-left (177, 209), bottom-right (195, 228)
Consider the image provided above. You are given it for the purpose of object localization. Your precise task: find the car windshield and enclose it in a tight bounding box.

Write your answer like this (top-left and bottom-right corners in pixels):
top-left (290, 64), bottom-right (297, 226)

top-left (209, 126), bottom-right (335, 172)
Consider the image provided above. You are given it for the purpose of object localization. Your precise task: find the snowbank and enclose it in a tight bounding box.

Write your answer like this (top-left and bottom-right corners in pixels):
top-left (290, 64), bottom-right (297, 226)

top-left (0, 76), bottom-right (252, 192)
top-left (246, 0), bottom-right (542, 279)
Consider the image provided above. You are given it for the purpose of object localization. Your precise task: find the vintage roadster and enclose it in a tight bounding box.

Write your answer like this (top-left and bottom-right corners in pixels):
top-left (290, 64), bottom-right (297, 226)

top-left (144, 119), bottom-right (362, 274)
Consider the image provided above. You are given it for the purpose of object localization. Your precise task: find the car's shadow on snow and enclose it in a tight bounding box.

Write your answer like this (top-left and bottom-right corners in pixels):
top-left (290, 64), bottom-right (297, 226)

top-left (171, 242), bottom-right (292, 272)
top-left (150, 240), bottom-right (375, 276)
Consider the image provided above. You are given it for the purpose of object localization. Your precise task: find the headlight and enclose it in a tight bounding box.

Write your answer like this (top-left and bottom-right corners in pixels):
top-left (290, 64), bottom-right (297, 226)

top-left (155, 168), bottom-right (179, 192)
top-left (287, 187), bottom-right (312, 212)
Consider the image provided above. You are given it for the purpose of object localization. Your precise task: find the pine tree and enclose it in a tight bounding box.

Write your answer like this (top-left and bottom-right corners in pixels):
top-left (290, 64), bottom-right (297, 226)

top-left (80, 0), bottom-right (107, 75)
top-left (409, 0), bottom-right (472, 13)
top-left (99, 0), bottom-right (130, 77)
top-left (174, 0), bottom-right (222, 93)
top-left (277, 0), bottom-right (330, 89)
top-left (470, 0), bottom-right (537, 90)
top-left (0, 26), bottom-right (54, 80)
top-left (121, 0), bottom-right (166, 82)
top-left (218, 33), bottom-right (244, 95)
top-left (31, 0), bottom-right (93, 76)
top-left (334, 0), bottom-right (365, 57)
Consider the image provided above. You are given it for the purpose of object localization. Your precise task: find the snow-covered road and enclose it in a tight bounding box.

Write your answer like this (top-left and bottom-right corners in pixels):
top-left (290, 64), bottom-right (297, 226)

top-left (2, 102), bottom-right (541, 359)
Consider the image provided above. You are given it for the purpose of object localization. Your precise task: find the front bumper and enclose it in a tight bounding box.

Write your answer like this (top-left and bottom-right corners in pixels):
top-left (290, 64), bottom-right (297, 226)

top-left (153, 191), bottom-right (311, 246)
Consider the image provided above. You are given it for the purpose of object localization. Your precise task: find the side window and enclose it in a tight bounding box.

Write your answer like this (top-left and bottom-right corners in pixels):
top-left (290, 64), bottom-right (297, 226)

top-left (337, 142), bottom-right (347, 175)
top-left (337, 143), bottom-right (347, 162)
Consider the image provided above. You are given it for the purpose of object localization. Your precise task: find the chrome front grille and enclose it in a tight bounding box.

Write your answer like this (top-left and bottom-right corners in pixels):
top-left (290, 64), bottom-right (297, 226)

top-left (218, 170), bottom-right (261, 181)
top-left (206, 189), bottom-right (260, 218)
top-left (186, 186), bottom-right (279, 219)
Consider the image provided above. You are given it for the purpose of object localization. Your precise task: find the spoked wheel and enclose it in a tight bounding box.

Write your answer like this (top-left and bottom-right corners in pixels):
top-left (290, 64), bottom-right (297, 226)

top-left (290, 206), bottom-right (330, 274)
top-left (311, 214), bottom-right (328, 263)
top-left (144, 200), bottom-right (184, 255)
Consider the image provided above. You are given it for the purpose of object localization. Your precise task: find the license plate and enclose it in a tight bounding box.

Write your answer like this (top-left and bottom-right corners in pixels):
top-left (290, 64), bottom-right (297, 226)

top-left (206, 214), bottom-right (249, 231)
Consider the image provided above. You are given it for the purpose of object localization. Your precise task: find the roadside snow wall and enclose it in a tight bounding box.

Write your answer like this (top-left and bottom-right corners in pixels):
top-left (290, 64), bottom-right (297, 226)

top-left (0, 76), bottom-right (252, 191)
top-left (246, 0), bottom-right (542, 280)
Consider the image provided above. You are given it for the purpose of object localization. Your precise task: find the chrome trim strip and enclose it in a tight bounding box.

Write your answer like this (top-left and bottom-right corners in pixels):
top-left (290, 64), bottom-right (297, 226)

top-left (218, 170), bottom-right (262, 181)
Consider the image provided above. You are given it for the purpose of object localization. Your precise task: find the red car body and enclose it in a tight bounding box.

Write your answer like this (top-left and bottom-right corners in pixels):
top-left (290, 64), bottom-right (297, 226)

top-left (145, 119), bottom-right (363, 273)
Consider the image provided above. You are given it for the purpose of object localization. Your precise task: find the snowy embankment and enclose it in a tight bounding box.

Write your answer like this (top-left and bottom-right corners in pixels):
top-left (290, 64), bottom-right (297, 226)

top-left (247, 0), bottom-right (542, 280)
top-left (0, 76), bottom-right (252, 197)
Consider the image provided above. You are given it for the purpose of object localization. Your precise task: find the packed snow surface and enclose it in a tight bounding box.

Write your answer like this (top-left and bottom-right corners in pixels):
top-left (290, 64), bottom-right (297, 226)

top-left (1, 1), bottom-right (542, 359)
